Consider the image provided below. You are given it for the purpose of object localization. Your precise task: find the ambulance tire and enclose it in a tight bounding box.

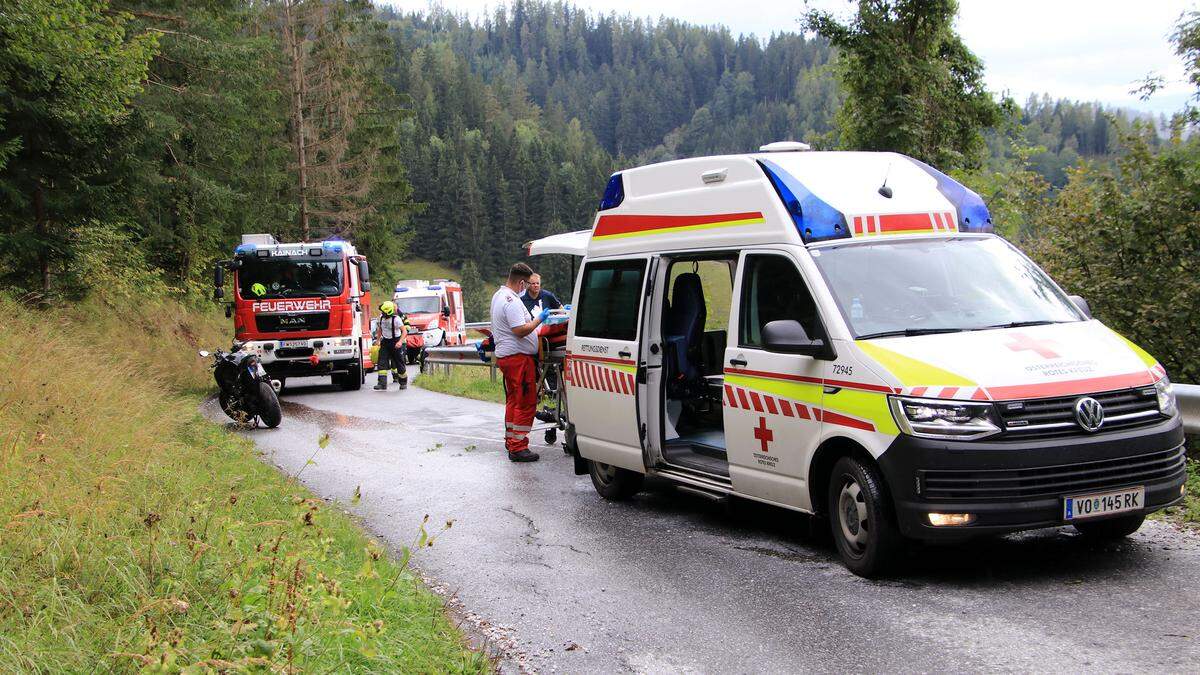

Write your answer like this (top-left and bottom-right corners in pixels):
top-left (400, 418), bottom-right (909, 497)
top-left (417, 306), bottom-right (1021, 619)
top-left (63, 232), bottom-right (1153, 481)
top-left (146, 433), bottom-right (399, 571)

top-left (1072, 513), bottom-right (1145, 539)
top-left (588, 460), bottom-right (643, 501)
top-left (256, 381), bottom-right (282, 428)
top-left (828, 456), bottom-right (901, 578)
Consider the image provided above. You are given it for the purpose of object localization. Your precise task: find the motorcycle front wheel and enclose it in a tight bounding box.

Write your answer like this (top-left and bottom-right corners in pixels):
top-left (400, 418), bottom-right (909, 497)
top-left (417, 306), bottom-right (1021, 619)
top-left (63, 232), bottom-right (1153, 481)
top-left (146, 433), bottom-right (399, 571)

top-left (256, 381), bottom-right (282, 428)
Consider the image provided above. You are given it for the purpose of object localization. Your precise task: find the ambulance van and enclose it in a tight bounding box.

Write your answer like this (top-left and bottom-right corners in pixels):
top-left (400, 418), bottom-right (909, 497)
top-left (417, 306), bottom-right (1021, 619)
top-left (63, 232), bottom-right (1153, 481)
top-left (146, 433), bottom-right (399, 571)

top-left (556, 142), bottom-right (1186, 577)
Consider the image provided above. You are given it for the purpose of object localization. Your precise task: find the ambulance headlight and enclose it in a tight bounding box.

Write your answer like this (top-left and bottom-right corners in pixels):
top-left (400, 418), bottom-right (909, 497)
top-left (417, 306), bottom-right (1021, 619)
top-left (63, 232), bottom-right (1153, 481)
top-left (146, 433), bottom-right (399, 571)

top-left (889, 396), bottom-right (1000, 440)
top-left (1154, 377), bottom-right (1176, 416)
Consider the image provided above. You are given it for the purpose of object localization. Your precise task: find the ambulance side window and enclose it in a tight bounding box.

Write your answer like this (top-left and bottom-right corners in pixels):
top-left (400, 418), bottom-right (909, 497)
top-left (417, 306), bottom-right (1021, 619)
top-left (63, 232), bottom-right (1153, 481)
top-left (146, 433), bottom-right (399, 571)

top-left (575, 259), bottom-right (646, 341)
top-left (739, 254), bottom-right (821, 348)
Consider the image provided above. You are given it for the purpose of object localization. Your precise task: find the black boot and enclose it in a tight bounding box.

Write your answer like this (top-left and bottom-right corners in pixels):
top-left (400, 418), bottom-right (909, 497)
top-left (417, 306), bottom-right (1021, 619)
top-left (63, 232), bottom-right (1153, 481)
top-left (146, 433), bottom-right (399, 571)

top-left (374, 372), bottom-right (388, 390)
top-left (397, 375), bottom-right (408, 390)
top-left (508, 449), bottom-right (540, 462)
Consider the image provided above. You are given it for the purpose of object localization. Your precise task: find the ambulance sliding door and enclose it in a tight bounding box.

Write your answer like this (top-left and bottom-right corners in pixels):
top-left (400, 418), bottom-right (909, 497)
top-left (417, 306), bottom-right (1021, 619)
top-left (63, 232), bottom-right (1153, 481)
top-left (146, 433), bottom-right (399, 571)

top-left (566, 256), bottom-right (651, 472)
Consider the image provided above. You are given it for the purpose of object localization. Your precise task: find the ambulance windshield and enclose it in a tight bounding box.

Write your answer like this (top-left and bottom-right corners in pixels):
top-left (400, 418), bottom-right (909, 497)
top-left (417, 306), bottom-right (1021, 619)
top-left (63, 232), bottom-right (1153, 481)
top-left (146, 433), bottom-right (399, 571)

top-left (811, 237), bottom-right (1083, 339)
top-left (394, 296), bottom-right (441, 314)
top-left (238, 259), bottom-right (343, 299)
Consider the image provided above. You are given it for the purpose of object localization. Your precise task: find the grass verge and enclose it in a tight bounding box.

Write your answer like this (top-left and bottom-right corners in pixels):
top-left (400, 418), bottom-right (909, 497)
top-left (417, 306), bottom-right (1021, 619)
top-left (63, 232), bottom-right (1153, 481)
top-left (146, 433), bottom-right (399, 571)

top-left (415, 366), bottom-right (505, 404)
top-left (0, 295), bottom-right (487, 671)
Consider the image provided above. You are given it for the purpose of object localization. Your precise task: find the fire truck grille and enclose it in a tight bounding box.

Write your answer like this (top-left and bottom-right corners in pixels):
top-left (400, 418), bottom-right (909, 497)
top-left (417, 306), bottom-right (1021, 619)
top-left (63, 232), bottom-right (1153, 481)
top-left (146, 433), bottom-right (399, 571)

top-left (255, 312), bottom-right (329, 333)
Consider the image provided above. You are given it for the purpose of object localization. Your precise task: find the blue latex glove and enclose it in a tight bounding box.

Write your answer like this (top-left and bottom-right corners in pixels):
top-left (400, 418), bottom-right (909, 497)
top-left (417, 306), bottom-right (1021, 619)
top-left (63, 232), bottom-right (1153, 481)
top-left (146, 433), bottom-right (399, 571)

top-left (537, 308), bottom-right (551, 322)
top-left (475, 341), bottom-right (490, 363)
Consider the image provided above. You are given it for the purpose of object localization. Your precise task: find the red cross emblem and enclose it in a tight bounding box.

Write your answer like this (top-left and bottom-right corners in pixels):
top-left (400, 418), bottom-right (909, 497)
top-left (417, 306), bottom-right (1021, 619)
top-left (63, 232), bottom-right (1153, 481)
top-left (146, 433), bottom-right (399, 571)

top-left (1004, 332), bottom-right (1060, 359)
top-left (753, 416), bottom-right (774, 454)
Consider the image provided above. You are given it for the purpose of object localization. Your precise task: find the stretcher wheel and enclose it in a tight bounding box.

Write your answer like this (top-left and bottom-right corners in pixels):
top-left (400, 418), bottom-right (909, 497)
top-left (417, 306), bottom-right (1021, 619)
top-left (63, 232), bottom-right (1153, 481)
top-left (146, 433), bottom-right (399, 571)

top-left (544, 428), bottom-right (557, 445)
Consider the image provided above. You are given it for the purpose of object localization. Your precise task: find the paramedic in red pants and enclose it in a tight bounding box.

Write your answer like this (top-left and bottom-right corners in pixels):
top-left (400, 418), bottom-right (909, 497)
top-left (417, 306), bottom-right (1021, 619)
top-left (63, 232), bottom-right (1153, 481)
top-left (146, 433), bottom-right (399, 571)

top-left (491, 262), bottom-right (550, 462)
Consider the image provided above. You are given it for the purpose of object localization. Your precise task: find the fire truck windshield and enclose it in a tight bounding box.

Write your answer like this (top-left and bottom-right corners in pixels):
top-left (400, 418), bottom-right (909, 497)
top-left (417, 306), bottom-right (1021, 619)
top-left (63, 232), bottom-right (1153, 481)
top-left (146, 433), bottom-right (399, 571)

top-left (393, 296), bottom-right (441, 314)
top-left (238, 258), bottom-right (343, 299)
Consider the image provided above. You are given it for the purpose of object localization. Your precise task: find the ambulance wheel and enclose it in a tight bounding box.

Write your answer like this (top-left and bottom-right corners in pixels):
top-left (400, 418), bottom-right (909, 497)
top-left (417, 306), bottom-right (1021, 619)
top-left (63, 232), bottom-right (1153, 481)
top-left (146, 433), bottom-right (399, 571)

top-left (588, 460), bottom-right (643, 501)
top-left (828, 456), bottom-right (901, 578)
top-left (1073, 514), bottom-right (1145, 539)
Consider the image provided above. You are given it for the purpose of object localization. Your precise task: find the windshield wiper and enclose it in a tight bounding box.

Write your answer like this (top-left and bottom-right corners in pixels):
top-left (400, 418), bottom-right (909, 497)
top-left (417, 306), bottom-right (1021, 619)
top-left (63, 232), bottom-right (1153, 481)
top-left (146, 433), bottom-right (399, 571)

top-left (857, 327), bottom-right (970, 339)
top-left (981, 320), bottom-right (1066, 329)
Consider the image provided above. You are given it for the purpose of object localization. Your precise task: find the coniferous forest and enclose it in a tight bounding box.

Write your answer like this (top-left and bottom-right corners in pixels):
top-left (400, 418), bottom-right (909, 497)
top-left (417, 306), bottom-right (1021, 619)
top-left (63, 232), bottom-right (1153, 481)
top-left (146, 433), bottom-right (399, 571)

top-left (1, 0), bottom-right (1197, 373)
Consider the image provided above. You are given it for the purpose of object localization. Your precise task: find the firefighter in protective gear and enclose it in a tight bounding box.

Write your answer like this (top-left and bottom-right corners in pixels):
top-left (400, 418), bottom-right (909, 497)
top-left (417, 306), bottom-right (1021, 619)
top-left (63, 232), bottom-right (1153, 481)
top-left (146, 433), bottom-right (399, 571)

top-left (372, 301), bottom-right (409, 390)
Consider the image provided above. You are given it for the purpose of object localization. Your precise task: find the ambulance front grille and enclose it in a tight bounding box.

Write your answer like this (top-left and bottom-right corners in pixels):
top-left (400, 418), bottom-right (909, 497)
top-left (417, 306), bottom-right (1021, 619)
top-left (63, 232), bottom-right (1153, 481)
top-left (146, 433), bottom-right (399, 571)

top-left (920, 446), bottom-right (1186, 501)
top-left (996, 387), bottom-right (1161, 438)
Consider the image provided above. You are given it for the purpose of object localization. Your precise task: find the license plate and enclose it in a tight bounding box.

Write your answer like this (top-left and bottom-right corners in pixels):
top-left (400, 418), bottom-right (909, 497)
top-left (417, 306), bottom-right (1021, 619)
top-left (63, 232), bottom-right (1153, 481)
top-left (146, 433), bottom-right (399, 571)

top-left (1063, 486), bottom-right (1144, 521)
top-left (280, 339), bottom-right (309, 348)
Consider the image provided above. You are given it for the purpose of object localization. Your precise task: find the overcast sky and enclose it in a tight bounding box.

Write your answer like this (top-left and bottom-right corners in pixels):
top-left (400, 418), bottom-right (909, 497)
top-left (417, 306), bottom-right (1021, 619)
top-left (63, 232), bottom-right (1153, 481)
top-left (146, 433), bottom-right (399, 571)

top-left (385, 0), bottom-right (1196, 116)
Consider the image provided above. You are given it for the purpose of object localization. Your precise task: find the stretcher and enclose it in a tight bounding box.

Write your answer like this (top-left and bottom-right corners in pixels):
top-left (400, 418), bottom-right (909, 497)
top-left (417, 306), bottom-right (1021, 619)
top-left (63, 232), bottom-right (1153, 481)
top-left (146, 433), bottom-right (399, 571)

top-left (533, 311), bottom-right (569, 445)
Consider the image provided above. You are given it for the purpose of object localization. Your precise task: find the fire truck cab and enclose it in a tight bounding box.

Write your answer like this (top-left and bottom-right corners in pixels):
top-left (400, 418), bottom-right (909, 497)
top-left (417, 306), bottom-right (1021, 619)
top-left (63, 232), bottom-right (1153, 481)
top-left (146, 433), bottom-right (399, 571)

top-left (392, 279), bottom-right (466, 362)
top-left (214, 234), bottom-right (373, 390)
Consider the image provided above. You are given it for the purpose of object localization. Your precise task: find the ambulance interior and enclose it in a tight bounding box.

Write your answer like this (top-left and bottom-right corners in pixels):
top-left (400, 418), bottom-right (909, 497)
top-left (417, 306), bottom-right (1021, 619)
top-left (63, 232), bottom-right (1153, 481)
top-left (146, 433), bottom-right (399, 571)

top-left (659, 256), bottom-right (735, 476)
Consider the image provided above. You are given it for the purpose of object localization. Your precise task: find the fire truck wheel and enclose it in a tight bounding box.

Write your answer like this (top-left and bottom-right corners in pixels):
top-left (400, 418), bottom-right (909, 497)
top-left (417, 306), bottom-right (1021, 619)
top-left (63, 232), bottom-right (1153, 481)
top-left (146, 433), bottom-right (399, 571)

top-left (257, 381), bottom-right (282, 428)
top-left (588, 460), bottom-right (643, 500)
top-left (339, 362), bottom-right (363, 391)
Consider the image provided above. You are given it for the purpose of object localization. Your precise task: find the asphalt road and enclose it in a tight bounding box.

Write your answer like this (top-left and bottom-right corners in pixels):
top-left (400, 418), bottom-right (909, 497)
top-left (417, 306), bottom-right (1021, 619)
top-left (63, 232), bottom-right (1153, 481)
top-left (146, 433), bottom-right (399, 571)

top-left (204, 374), bottom-right (1200, 673)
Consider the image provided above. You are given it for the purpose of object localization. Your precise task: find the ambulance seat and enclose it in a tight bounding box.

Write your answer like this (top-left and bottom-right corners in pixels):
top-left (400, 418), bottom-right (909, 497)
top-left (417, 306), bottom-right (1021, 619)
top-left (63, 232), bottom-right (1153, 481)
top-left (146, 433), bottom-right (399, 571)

top-left (663, 272), bottom-right (706, 397)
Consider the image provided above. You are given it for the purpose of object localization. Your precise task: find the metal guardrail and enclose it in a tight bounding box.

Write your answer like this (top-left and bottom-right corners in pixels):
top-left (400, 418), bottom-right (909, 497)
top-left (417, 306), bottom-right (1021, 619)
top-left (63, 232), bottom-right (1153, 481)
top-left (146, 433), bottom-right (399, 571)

top-left (421, 341), bottom-right (497, 381)
top-left (422, 340), bottom-right (1200, 437)
top-left (1175, 383), bottom-right (1200, 435)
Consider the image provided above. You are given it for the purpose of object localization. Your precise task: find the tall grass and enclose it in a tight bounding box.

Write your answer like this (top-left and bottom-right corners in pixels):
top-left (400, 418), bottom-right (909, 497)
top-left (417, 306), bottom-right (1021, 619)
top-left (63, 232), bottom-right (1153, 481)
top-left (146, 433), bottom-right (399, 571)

top-left (415, 367), bottom-right (505, 403)
top-left (0, 295), bottom-right (486, 671)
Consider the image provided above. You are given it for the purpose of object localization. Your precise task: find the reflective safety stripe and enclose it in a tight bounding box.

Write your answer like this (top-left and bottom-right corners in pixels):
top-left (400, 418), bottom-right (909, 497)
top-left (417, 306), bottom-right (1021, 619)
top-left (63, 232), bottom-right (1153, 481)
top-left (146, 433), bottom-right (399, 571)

top-left (510, 424), bottom-right (532, 432)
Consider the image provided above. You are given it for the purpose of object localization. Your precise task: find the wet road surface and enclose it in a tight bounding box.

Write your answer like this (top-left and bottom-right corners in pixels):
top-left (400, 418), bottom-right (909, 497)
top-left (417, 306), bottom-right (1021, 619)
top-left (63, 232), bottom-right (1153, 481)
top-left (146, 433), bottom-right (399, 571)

top-left (204, 375), bottom-right (1200, 672)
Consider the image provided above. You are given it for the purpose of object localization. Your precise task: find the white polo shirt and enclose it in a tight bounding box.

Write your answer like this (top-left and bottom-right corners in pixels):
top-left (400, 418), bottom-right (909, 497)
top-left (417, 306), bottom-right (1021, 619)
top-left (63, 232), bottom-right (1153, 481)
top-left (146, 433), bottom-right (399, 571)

top-left (490, 285), bottom-right (538, 358)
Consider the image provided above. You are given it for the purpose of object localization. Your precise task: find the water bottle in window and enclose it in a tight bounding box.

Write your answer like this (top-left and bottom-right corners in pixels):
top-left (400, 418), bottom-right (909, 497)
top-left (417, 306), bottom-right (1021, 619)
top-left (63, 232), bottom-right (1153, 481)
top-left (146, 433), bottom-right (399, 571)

top-left (851, 297), bottom-right (864, 320)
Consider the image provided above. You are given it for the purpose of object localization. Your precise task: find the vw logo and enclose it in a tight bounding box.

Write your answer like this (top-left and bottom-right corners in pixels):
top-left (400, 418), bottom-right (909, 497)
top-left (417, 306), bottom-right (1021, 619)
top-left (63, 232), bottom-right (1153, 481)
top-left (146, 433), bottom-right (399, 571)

top-left (1074, 397), bottom-right (1105, 432)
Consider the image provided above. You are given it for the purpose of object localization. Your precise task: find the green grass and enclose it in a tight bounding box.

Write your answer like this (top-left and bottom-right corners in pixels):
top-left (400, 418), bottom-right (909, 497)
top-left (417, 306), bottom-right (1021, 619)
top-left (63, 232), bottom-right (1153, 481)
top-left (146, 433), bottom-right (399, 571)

top-left (416, 367), bottom-right (505, 404)
top-left (1159, 456), bottom-right (1200, 529)
top-left (0, 295), bottom-right (487, 672)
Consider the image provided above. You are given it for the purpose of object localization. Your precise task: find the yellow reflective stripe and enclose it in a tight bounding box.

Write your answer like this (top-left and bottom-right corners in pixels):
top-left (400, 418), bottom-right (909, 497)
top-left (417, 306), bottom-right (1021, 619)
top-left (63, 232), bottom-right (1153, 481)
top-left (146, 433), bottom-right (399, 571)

top-left (855, 341), bottom-right (976, 387)
top-left (724, 373), bottom-right (822, 405)
top-left (1111, 329), bottom-right (1158, 368)
top-left (609, 363), bottom-right (637, 374)
top-left (821, 389), bottom-right (900, 436)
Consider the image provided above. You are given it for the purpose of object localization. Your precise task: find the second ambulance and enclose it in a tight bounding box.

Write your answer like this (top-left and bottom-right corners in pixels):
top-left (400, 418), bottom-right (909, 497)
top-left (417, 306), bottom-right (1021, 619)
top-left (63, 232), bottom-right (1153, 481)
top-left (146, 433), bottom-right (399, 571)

top-left (555, 142), bottom-right (1186, 576)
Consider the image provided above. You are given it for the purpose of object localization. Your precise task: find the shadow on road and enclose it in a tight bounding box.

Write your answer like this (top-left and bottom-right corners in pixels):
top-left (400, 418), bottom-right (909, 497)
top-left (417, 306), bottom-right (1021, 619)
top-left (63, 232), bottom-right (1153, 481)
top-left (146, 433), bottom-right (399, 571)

top-left (626, 477), bottom-right (1174, 587)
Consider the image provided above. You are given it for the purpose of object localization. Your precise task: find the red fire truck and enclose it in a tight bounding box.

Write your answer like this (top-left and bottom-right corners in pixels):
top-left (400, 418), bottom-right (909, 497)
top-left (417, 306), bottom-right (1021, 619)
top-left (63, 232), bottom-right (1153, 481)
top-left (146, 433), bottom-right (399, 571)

top-left (214, 234), bottom-right (374, 390)
top-left (392, 279), bottom-right (467, 362)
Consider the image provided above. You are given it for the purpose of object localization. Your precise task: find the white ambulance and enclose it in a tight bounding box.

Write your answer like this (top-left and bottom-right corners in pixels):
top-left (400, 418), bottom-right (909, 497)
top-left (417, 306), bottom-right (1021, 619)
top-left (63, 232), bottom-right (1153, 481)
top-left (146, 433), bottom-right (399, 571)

top-left (550, 142), bottom-right (1186, 576)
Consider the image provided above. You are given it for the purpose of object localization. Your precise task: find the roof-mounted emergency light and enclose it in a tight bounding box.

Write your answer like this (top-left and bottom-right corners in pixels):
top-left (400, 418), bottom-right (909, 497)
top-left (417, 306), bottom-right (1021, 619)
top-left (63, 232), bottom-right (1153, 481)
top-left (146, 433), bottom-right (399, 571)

top-left (908, 158), bottom-right (993, 233)
top-left (234, 243), bottom-right (256, 255)
top-left (758, 159), bottom-right (850, 244)
top-left (759, 141), bottom-right (812, 152)
top-left (321, 241), bottom-right (344, 253)
top-left (395, 286), bottom-right (410, 292)
top-left (598, 173), bottom-right (624, 210)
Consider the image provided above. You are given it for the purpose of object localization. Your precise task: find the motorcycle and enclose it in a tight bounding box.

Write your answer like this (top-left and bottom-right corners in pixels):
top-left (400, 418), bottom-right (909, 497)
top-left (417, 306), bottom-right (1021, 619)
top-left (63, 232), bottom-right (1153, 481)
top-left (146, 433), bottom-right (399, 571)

top-left (200, 345), bottom-right (283, 428)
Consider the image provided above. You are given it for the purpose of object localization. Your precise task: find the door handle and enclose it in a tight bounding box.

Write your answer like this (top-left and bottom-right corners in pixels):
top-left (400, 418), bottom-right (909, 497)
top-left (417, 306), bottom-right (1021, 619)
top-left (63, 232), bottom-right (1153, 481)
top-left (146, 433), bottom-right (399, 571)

top-left (729, 357), bottom-right (747, 367)
top-left (619, 349), bottom-right (632, 359)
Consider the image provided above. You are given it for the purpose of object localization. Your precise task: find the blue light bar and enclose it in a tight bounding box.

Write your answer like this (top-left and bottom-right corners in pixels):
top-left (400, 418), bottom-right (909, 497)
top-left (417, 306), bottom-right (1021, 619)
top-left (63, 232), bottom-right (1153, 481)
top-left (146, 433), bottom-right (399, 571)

top-left (235, 243), bottom-right (256, 255)
top-left (598, 173), bottom-right (624, 211)
top-left (758, 159), bottom-right (850, 243)
top-left (427, 285), bottom-right (441, 290)
top-left (321, 241), bottom-right (344, 253)
top-left (908, 158), bottom-right (993, 233)
top-left (395, 286), bottom-right (410, 292)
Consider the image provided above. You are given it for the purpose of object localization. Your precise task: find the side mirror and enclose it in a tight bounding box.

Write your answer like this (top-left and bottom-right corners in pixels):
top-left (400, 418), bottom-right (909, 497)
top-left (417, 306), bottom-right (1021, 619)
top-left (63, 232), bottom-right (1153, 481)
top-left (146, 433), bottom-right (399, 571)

top-left (213, 264), bottom-right (225, 301)
top-left (442, 306), bottom-right (450, 317)
top-left (1069, 294), bottom-right (1092, 320)
top-left (762, 319), bottom-right (834, 359)
top-left (357, 259), bottom-right (371, 292)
